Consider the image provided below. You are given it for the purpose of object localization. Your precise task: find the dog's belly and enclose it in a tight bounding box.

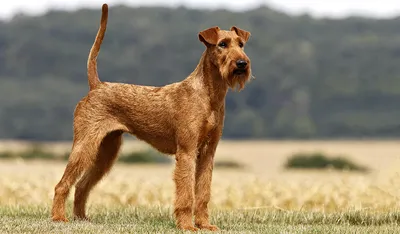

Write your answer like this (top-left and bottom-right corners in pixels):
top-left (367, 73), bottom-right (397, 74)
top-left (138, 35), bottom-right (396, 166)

top-left (136, 133), bottom-right (177, 155)
top-left (126, 121), bottom-right (177, 155)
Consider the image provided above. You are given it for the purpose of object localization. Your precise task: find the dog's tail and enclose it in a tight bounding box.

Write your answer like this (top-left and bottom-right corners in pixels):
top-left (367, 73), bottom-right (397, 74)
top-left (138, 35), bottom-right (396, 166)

top-left (87, 3), bottom-right (108, 91)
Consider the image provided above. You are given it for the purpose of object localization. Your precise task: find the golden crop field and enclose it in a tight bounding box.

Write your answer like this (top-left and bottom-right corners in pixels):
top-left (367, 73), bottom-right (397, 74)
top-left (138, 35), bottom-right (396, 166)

top-left (1, 139), bottom-right (400, 212)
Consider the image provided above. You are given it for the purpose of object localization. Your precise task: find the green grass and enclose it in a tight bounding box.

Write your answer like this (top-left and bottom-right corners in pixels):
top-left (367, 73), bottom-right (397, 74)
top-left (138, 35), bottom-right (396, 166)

top-left (284, 152), bottom-right (369, 172)
top-left (119, 149), bottom-right (171, 164)
top-left (0, 145), bottom-right (61, 161)
top-left (1, 205), bottom-right (399, 233)
top-left (0, 146), bottom-right (247, 169)
top-left (0, 146), bottom-right (172, 165)
top-left (214, 160), bottom-right (246, 170)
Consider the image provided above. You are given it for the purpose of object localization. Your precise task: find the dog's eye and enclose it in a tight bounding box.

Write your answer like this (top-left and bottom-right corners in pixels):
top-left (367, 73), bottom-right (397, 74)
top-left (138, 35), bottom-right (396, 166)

top-left (218, 42), bottom-right (227, 48)
top-left (239, 42), bottom-right (244, 48)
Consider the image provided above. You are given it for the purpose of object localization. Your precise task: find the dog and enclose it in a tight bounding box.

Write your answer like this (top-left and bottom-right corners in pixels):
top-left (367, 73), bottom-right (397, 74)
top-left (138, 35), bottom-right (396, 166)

top-left (51, 3), bottom-right (252, 231)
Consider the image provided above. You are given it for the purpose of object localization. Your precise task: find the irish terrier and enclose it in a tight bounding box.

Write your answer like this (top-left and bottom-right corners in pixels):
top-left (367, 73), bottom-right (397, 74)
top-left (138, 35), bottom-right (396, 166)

top-left (51, 3), bottom-right (252, 231)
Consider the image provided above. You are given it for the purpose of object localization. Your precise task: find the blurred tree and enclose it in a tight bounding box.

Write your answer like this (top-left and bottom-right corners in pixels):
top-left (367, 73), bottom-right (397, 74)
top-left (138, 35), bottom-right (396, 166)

top-left (1, 5), bottom-right (400, 140)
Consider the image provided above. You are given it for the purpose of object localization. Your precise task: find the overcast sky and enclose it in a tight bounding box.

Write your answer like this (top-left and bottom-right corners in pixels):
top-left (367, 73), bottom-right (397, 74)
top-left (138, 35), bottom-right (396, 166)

top-left (1, 0), bottom-right (400, 19)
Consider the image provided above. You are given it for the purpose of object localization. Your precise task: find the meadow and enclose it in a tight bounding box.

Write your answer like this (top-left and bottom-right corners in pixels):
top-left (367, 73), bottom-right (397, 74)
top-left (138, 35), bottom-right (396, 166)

top-left (1, 139), bottom-right (400, 233)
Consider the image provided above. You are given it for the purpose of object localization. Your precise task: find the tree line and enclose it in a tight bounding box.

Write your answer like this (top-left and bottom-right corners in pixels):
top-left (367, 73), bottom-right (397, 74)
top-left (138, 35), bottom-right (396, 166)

top-left (1, 5), bottom-right (400, 140)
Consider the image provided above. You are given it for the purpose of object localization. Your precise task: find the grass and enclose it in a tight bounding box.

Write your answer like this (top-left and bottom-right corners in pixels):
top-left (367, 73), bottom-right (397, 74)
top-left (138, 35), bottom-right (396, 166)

top-left (0, 143), bottom-right (246, 169)
top-left (1, 205), bottom-right (400, 233)
top-left (2, 160), bottom-right (400, 211)
top-left (119, 149), bottom-right (171, 164)
top-left (0, 145), bottom-right (173, 164)
top-left (284, 152), bottom-right (369, 172)
top-left (1, 140), bottom-right (400, 233)
top-left (214, 160), bottom-right (246, 169)
top-left (0, 144), bottom-right (62, 160)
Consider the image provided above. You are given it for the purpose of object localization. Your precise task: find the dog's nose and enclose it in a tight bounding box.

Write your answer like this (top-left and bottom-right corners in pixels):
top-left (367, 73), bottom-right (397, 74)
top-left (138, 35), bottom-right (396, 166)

top-left (236, 60), bottom-right (247, 69)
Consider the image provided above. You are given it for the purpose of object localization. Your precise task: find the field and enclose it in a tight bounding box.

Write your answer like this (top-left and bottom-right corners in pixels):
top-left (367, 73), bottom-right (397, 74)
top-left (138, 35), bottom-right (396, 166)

top-left (1, 139), bottom-right (400, 233)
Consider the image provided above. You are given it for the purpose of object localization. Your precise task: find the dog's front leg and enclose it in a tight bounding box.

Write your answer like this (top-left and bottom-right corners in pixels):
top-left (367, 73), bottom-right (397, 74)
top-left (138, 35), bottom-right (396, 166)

top-left (194, 128), bottom-right (222, 231)
top-left (173, 147), bottom-right (198, 231)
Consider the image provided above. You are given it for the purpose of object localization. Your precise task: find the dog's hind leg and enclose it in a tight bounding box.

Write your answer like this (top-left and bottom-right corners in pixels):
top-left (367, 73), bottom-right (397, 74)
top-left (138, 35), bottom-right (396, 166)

top-left (73, 130), bottom-right (123, 220)
top-left (51, 137), bottom-right (98, 222)
top-left (51, 115), bottom-right (126, 222)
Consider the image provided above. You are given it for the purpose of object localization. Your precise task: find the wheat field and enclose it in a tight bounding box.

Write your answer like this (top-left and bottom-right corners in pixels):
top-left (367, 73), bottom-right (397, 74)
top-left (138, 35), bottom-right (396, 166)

top-left (1, 140), bottom-right (400, 233)
top-left (1, 139), bottom-right (400, 211)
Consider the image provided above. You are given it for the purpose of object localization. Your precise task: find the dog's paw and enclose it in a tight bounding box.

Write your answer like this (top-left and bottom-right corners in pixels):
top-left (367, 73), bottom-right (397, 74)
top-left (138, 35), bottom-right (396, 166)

top-left (74, 216), bottom-right (91, 222)
top-left (52, 216), bottom-right (69, 222)
top-left (197, 224), bottom-right (219, 231)
top-left (178, 225), bottom-right (199, 232)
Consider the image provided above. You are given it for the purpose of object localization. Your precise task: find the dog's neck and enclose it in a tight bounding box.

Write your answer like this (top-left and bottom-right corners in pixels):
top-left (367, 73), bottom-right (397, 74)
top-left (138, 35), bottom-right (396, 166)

top-left (188, 51), bottom-right (228, 110)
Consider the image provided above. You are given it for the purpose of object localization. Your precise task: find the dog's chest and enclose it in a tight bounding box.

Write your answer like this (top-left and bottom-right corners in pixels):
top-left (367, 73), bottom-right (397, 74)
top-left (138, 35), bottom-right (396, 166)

top-left (204, 111), bottom-right (218, 133)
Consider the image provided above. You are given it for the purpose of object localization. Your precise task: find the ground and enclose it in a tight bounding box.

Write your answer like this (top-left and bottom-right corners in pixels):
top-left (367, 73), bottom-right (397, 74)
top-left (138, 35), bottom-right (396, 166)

top-left (1, 140), bottom-right (400, 233)
top-left (1, 206), bottom-right (400, 233)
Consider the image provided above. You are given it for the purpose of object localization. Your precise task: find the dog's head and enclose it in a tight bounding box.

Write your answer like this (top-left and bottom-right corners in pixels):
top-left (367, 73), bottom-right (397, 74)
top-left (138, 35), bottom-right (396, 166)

top-left (199, 26), bottom-right (252, 91)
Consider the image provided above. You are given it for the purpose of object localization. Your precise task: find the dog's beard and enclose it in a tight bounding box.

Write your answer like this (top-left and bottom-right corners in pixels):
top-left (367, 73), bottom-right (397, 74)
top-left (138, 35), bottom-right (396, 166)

top-left (220, 64), bottom-right (251, 91)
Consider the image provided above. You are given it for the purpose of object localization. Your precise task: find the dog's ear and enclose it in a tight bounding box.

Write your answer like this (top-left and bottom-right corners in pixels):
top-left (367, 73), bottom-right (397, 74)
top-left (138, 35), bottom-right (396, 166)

top-left (230, 26), bottom-right (251, 43)
top-left (199, 26), bottom-right (220, 46)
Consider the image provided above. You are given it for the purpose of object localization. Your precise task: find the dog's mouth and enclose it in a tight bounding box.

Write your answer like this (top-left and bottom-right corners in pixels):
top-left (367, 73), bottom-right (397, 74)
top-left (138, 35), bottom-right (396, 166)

top-left (233, 68), bottom-right (246, 75)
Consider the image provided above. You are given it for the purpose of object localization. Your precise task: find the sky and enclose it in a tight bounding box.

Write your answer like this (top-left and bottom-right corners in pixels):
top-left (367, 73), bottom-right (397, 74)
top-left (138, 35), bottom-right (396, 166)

top-left (1, 0), bottom-right (400, 20)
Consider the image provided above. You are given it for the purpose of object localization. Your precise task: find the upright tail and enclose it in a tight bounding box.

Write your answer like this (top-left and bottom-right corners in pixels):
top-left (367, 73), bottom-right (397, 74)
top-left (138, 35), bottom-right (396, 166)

top-left (87, 3), bottom-right (108, 91)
